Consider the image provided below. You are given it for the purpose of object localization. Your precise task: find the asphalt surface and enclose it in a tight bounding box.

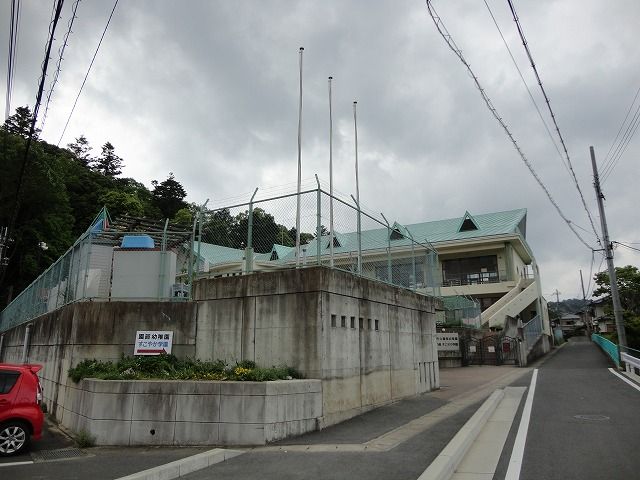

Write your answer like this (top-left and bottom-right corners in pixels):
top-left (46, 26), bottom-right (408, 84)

top-left (493, 336), bottom-right (640, 480)
top-left (520, 336), bottom-right (640, 480)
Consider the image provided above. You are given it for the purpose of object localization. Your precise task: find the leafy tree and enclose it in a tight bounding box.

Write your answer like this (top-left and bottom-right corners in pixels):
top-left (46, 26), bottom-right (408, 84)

top-left (593, 265), bottom-right (640, 349)
top-left (593, 265), bottom-right (640, 315)
top-left (173, 207), bottom-right (193, 226)
top-left (98, 190), bottom-right (144, 219)
top-left (151, 173), bottom-right (187, 219)
top-left (200, 208), bottom-right (235, 247)
top-left (67, 135), bottom-right (93, 167)
top-left (1, 105), bottom-right (39, 138)
top-left (93, 142), bottom-right (123, 177)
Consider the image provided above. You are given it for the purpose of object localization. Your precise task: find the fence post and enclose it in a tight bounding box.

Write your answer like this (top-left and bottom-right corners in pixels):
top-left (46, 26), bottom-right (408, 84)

top-left (381, 213), bottom-right (393, 285)
top-left (315, 176), bottom-right (321, 265)
top-left (351, 195), bottom-right (362, 275)
top-left (158, 219), bottom-right (169, 299)
top-left (81, 234), bottom-right (92, 299)
top-left (245, 188), bottom-right (258, 274)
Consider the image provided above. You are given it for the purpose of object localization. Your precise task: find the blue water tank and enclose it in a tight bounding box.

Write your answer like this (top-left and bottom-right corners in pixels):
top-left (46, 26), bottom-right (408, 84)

top-left (121, 235), bottom-right (155, 249)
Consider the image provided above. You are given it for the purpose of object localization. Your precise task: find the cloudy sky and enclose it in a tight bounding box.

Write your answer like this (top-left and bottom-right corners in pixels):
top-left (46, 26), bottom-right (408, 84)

top-left (2, 0), bottom-right (638, 300)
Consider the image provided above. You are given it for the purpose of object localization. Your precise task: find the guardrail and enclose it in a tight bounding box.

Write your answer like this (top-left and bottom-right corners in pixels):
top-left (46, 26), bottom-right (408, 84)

top-left (591, 334), bottom-right (620, 367)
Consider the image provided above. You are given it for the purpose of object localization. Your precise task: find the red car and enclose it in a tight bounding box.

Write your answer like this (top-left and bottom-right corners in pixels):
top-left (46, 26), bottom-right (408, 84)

top-left (0, 364), bottom-right (44, 456)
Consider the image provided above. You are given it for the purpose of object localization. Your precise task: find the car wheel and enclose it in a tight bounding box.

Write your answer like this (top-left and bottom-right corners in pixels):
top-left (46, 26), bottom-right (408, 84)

top-left (0, 422), bottom-right (31, 456)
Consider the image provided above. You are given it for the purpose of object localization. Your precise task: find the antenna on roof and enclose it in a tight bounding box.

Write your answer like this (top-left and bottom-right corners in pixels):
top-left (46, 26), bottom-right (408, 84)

top-left (295, 47), bottom-right (304, 266)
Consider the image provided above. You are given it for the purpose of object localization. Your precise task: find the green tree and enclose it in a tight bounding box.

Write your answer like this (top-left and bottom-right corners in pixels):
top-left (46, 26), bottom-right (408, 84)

top-left (98, 190), bottom-right (144, 219)
top-left (593, 265), bottom-right (640, 349)
top-left (173, 207), bottom-right (193, 226)
top-left (1, 105), bottom-right (39, 138)
top-left (151, 173), bottom-right (187, 219)
top-left (93, 142), bottom-right (123, 177)
top-left (67, 135), bottom-right (93, 167)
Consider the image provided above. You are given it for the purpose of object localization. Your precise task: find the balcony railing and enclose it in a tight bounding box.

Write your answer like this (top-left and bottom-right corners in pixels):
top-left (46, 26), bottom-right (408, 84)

top-left (442, 271), bottom-right (500, 287)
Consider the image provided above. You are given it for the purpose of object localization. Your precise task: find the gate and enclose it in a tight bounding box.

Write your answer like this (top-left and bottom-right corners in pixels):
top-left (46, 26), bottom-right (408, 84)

top-left (499, 336), bottom-right (520, 365)
top-left (462, 335), bottom-right (520, 366)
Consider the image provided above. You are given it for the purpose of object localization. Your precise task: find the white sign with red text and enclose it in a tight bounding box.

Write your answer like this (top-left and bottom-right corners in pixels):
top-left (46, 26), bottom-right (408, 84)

top-left (134, 330), bottom-right (173, 355)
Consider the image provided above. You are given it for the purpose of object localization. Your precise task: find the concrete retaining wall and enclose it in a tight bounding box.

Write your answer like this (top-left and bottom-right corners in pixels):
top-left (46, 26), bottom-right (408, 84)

top-left (63, 379), bottom-right (321, 446)
top-left (193, 267), bottom-right (441, 426)
top-left (0, 266), bottom-right (440, 442)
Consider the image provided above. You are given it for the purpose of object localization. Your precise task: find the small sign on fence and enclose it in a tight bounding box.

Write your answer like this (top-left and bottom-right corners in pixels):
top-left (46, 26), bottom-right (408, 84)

top-left (134, 330), bottom-right (173, 355)
top-left (436, 333), bottom-right (460, 351)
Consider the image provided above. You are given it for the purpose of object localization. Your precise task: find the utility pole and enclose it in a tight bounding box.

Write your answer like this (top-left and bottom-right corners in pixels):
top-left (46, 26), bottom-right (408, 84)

top-left (579, 269), bottom-right (590, 335)
top-left (590, 146), bottom-right (627, 348)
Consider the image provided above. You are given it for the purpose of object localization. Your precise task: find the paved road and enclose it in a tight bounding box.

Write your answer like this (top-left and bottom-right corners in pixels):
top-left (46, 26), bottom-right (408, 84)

top-left (496, 336), bottom-right (640, 480)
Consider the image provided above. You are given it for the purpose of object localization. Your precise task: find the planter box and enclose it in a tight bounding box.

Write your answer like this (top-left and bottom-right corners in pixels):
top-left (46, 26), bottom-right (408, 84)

top-left (61, 379), bottom-right (322, 446)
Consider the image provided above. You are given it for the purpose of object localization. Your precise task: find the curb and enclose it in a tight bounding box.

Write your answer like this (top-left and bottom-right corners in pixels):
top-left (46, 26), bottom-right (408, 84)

top-left (115, 448), bottom-right (244, 480)
top-left (417, 389), bottom-right (504, 480)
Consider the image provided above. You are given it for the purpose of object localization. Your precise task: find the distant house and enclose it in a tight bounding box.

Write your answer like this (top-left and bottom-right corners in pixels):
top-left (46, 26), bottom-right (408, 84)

top-left (185, 208), bottom-right (550, 335)
top-left (590, 297), bottom-right (615, 334)
top-left (558, 313), bottom-right (584, 336)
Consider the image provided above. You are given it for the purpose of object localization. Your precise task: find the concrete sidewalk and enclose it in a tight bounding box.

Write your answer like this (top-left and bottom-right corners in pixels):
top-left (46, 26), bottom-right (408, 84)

top-left (2, 364), bottom-right (533, 480)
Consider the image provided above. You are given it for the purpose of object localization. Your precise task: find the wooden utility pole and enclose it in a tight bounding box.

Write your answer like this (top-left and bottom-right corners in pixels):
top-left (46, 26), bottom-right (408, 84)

top-left (590, 146), bottom-right (627, 348)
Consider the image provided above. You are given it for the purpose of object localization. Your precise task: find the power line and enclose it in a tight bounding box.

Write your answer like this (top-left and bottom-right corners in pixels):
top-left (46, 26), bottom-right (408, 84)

top-left (600, 91), bottom-right (640, 183)
top-left (40, 0), bottom-right (81, 133)
top-left (482, 1), bottom-right (567, 176)
top-left (601, 86), bottom-right (640, 169)
top-left (57, 0), bottom-right (118, 146)
top-left (4, 0), bottom-right (21, 120)
top-left (505, 0), bottom-right (601, 246)
top-left (613, 241), bottom-right (640, 253)
top-left (1, 0), bottom-right (65, 286)
top-left (425, 1), bottom-right (594, 251)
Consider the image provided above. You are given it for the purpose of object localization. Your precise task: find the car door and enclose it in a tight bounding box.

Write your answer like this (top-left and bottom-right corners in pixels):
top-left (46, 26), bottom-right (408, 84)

top-left (0, 369), bottom-right (22, 419)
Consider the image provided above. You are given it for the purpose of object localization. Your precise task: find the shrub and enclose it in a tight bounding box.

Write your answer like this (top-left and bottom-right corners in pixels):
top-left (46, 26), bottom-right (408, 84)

top-left (68, 354), bottom-right (304, 382)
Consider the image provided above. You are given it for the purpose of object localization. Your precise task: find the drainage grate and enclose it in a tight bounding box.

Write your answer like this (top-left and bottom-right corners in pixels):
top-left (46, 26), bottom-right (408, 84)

top-left (31, 447), bottom-right (88, 462)
top-left (573, 414), bottom-right (610, 421)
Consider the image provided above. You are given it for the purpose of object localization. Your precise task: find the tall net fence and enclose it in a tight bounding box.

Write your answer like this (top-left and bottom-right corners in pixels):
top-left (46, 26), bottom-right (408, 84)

top-left (1, 226), bottom-right (191, 332)
top-left (2, 186), bottom-right (449, 333)
top-left (194, 188), bottom-right (441, 296)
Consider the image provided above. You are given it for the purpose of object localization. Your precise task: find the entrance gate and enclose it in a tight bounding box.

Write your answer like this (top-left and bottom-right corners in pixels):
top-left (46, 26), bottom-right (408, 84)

top-left (462, 335), bottom-right (520, 366)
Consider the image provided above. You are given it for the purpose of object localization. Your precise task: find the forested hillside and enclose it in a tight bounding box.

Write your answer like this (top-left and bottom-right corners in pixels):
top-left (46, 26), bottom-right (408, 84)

top-left (0, 106), bottom-right (190, 307)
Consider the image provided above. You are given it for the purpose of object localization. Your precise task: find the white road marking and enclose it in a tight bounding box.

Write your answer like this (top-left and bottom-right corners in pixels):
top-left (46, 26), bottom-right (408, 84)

top-left (0, 460), bottom-right (34, 467)
top-left (608, 367), bottom-right (640, 393)
top-left (504, 368), bottom-right (538, 480)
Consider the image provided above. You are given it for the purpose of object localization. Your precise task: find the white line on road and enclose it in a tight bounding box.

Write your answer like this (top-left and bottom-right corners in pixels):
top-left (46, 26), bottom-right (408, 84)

top-left (608, 368), bottom-right (640, 393)
top-left (0, 460), bottom-right (34, 467)
top-left (504, 368), bottom-right (538, 480)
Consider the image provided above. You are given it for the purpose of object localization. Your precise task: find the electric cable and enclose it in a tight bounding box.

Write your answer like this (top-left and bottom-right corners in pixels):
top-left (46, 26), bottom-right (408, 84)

top-left (57, 0), bottom-right (118, 146)
top-left (4, 0), bottom-right (21, 120)
top-left (601, 97), bottom-right (640, 183)
top-left (505, 0), bottom-right (601, 246)
top-left (425, 1), bottom-right (594, 251)
top-left (1, 0), bottom-right (65, 288)
top-left (601, 87), bottom-right (640, 171)
top-left (40, 0), bottom-right (81, 133)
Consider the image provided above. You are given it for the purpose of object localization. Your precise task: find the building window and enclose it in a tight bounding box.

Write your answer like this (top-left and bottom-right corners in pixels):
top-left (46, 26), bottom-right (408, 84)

top-left (442, 255), bottom-right (499, 286)
top-left (341, 316), bottom-right (346, 328)
top-left (350, 316), bottom-right (355, 329)
top-left (367, 318), bottom-right (372, 330)
top-left (331, 314), bottom-right (336, 327)
top-left (375, 319), bottom-right (379, 331)
top-left (359, 317), bottom-right (364, 329)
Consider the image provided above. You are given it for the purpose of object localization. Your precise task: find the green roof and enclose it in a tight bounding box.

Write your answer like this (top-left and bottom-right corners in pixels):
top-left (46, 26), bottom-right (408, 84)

top-left (195, 208), bottom-right (529, 265)
top-left (281, 208), bottom-right (528, 260)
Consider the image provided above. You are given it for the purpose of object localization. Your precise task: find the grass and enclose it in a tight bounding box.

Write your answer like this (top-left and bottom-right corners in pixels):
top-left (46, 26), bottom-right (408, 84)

top-left (68, 355), bottom-right (303, 383)
top-left (75, 429), bottom-right (96, 448)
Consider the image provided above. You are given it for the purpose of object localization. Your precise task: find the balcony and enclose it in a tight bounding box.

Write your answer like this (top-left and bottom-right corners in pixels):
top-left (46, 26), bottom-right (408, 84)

top-left (442, 271), bottom-right (501, 287)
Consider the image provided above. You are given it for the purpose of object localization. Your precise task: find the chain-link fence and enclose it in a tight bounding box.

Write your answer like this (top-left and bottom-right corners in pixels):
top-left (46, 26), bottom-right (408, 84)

top-left (436, 295), bottom-right (482, 328)
top-left (193, 187), bottom-right (441, 296)
top-left (0, 225), bottom-right (191, 332)
top-left (2, 186), bottom-right (449, 333)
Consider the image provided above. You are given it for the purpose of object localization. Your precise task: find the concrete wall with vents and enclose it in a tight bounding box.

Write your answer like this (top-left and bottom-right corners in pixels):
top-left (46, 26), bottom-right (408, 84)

top-left (0, 266), bottom-right (440, 443)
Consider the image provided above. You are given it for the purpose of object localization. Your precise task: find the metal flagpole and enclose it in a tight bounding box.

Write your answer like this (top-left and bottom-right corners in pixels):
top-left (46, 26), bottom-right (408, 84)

top-left (353, 101), bottom-right (361, 274)
top-left (328, 76), bottom-right (334, 267)
top-left (295, 47), bottom-right (304, 266)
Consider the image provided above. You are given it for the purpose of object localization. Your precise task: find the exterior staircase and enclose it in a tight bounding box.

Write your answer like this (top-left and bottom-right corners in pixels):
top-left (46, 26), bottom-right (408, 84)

top-left (482, 278), bottom-right (538, 329)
